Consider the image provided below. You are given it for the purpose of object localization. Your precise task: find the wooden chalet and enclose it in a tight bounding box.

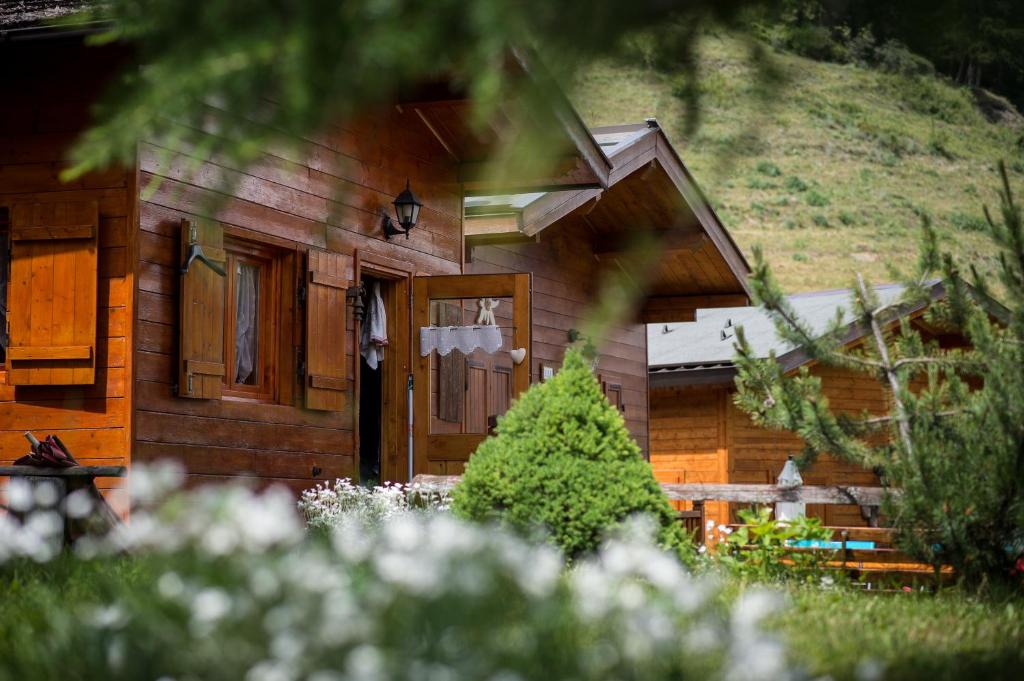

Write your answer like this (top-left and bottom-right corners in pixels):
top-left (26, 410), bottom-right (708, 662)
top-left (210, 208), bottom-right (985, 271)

top-left (0, 8), bottom-right (749, 515)
top-left (647, 282), bottom-right (987, 532)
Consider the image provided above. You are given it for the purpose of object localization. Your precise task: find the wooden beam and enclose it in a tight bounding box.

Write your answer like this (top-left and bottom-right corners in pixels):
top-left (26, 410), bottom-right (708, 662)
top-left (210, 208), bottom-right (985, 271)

top-left (413, 107), bottom-right (460, 162)
top-left (641, 293), bottom-right (747, 323)
top-left (592, 230), bottom-right (707, 256)
top-left (642, 293), bottom-right (749, 312)
top-left (460, 156), bottom-right (602, 194)
top-left (464, 213), bottom-right (522, 237)
top-left (0, 465), bottom-right (127, 477)
top-left (410, 475), bottom-right (891, 506)
top-left (659, 483), bottom-right (889, 505)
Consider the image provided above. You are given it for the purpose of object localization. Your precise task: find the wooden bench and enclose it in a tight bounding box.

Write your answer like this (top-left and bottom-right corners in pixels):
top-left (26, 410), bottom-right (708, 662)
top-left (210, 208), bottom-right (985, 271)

top-left (1, 465), bottom-right (126, 545)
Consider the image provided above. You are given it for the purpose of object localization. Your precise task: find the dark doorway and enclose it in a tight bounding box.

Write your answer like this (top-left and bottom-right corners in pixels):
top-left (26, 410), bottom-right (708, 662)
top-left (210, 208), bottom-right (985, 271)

top-left (358, 275), bottom-right (387, 485)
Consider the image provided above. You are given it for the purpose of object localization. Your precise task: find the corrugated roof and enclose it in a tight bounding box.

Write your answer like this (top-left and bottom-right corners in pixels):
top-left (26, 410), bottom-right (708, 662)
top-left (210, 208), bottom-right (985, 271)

top-left (647, 283), bottom-right (911, 369)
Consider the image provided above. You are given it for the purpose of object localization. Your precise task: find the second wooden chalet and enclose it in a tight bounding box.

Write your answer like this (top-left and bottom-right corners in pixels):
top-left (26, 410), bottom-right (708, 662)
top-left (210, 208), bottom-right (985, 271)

top-left (0, 14), bottom-right (750, 513)
top-left (647, 282), bottom-right (993, 531)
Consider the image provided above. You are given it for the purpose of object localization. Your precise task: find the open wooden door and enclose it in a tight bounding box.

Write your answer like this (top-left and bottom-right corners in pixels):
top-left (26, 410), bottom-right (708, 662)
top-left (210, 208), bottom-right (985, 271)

top-left (413, 273), bottom-right (531, 476)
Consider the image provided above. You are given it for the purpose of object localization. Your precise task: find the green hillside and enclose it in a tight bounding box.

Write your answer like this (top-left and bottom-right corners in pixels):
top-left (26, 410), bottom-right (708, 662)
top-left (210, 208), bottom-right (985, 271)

top-left (572, 35), bottom-right (1024, 292)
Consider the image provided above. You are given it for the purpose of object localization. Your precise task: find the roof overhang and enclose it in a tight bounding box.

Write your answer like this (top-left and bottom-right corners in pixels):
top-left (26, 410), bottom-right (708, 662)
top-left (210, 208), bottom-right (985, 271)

top-left (402, 49), bottom-right (612, 195)
top-left (466, 120), bottom-right (751, 320)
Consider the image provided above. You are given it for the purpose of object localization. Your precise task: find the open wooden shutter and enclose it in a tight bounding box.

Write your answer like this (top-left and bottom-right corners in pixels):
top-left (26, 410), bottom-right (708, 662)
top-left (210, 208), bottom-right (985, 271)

top-left (305, 248), bottom-right (349, 411)
top-left (178, 219), bottom-right (226, 399)
top-left (7, 200), bottom-right (99, 385)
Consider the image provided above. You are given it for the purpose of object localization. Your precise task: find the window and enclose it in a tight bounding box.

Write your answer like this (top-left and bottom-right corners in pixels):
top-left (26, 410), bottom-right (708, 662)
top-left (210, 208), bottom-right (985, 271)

top-left (222, 238), bottom-right (279, 401)
top-left (0, 207), bottom-right (8, 367)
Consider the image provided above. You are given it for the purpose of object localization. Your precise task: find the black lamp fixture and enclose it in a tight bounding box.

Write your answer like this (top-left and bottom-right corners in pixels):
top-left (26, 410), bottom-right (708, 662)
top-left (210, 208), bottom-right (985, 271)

top-left (381, 179), bottom-right (423, 240)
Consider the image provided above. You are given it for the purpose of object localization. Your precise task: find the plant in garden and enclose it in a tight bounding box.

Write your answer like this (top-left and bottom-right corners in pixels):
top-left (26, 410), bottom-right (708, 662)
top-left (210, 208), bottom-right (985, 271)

top-left (0, 465), bottom-right (795, 681)
top-left (733, 163), bottom-right (1024, 588)
top-left (452, 349), bottom-right (689, 560)
top-left (298, 478), bottom-right (450, 530)
top-left (715, 507), bottom-right (836, 582)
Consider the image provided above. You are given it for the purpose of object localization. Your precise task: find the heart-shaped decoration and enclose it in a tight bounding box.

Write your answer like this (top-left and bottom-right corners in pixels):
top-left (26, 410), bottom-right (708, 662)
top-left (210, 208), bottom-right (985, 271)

top-left (510, 348), bottom-right (527, 365)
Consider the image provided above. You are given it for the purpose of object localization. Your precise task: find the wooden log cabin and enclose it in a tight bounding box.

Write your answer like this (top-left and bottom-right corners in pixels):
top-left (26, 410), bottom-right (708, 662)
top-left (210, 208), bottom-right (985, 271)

top-left (1, 9), bottom-right (749, 515)
top-left (647, 282), bottom-right (995, 534)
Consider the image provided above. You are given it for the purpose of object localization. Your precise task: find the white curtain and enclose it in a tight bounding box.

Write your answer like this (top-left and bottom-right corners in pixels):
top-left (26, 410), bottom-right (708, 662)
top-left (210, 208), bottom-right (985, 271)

top-left (419, 325), bottom-right (503, 357)
top-left (235, 262), bottom-right (258, 384)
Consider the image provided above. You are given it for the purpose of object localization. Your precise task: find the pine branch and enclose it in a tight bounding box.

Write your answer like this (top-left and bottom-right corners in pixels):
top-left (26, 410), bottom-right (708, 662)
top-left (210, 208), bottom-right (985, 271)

top-left (857, 272), bottom-right (917, 465)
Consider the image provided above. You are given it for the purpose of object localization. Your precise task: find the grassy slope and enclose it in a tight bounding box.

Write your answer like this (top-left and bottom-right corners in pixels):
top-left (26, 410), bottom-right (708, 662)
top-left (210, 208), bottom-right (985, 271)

top-left (572, 35), bottom-right (1024, 291)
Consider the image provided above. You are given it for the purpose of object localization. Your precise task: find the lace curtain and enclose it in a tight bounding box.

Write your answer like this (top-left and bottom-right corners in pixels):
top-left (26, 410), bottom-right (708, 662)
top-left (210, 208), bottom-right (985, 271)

top-left (419, 325), bottom-right (503, 357)
top-left (234, 262), bottom-right (258, 384)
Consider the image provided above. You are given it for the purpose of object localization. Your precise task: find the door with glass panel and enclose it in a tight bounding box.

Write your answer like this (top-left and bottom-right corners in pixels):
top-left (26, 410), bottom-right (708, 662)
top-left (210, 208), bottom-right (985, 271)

top-left (412, 273), bottom-right (531, 476)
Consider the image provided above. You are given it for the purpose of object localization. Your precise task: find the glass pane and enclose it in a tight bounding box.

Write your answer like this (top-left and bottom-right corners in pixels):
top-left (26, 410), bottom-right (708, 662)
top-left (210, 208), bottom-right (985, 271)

top-left (426, 296), bottom-right (515, 436)
top-left (234, 261), bottom-right (260, 385)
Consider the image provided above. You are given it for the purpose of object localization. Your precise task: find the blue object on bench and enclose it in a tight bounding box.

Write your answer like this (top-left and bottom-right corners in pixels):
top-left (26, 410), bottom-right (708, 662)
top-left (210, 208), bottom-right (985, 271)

top-left (790, 539), bottom-right (876, 550)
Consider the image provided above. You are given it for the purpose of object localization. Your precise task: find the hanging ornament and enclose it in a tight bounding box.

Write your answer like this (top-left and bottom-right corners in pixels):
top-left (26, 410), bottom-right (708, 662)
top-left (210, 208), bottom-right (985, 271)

top-left (476, 298), bottom-right (498, 326)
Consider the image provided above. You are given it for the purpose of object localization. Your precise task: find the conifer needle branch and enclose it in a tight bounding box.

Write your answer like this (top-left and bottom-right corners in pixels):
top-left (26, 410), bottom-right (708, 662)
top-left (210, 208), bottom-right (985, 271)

top-left (857, 273), bottom-right (916, 465)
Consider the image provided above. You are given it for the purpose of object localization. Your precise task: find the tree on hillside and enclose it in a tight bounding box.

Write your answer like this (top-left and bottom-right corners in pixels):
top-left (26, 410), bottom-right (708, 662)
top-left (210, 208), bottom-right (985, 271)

top-left (732, 163), bottom-right (1024, 588)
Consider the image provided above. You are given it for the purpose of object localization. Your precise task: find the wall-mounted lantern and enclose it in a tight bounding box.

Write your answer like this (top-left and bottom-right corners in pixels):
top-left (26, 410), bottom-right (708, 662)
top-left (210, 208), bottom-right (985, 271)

top-left (381, 179), bottom-right (423, 240)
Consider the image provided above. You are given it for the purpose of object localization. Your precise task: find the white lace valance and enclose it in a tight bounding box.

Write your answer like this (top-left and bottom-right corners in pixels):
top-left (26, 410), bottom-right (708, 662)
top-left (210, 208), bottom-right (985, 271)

top-left (420, 325), bottom-right (503, 357)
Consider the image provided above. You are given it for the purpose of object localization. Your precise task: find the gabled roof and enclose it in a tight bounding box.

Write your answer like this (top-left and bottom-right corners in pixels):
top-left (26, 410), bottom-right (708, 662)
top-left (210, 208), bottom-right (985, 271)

top-left (465, 119), bottom-right (751, 313)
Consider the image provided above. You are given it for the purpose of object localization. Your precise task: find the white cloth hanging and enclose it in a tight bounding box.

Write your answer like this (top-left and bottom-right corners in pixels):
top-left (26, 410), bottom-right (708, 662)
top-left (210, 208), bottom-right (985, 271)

top-left (419, 325), bottom-right (503, 357)
top-left (360, 282), bottom-right (387, 370)
top-left (234, 262), bottom-right (258, 383)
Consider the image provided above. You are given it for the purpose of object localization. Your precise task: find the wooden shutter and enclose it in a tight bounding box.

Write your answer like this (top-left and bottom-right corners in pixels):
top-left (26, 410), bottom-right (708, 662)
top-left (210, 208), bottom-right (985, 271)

top-left (305, 248), bottom-right (349, 411)
top-left (601, 374), bottom-right (625, 414)
top-left (178, 219), bottom-right (226, 399)
top-left (7, 200), bottom-right (99, 385)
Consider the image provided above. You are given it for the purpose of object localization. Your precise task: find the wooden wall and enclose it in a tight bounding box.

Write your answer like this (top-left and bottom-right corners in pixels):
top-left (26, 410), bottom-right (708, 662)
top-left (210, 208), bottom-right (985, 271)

top-left (650, 364), bottom-right (886, 534)
top-left (649, 385), bottom-right (729, 526)
top-left (725, 364), bottom-right (884, 526)
top-left (133, 103), bottom-right (462, 495)
top-left (0, 41), bottom-right (134, 515)
top-left (467, 217), bottom-right (651, 453)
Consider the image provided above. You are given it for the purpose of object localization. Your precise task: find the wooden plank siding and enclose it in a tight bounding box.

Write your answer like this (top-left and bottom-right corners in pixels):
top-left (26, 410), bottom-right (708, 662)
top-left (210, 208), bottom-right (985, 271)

top-left (650, 365), bottom-right (887, 536)
top-left (0, 42), bottom-right (135, 517)
top-left (467, 218), bottom-right (651, 454)
top-left (133, 96), bottom-right (463, 490)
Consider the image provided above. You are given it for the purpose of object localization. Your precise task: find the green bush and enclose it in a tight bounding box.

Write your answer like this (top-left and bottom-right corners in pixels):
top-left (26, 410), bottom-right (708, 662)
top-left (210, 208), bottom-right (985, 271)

top-left (875, 40), bottom-right (934, 77)
top-left (452, 350), bottom-right (688, 559)
top-left (714, 507), bottom-right (835, 582)
top-left (806, 190), bottom-right (830, 207)
top-left (756, 160), bottom-right (782, 176)
top-left (949, 211), bottom-right (987, 232)
top-left (784, 175), bottom-right (808, 192)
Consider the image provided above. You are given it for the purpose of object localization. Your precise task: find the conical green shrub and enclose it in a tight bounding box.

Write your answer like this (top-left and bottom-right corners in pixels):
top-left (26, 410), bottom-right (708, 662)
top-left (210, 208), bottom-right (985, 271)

top-left (452, 349), bottom-right (689, 559)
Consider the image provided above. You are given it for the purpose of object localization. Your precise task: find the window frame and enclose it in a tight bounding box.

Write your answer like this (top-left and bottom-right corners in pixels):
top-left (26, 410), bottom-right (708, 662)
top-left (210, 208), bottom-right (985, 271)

top-left (222, 237), bottom-right (281, 402)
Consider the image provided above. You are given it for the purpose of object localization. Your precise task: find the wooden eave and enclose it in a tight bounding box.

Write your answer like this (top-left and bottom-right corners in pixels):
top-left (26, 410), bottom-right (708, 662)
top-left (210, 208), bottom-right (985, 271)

top-left (402, 50), bottom-right (612, 195)
top-left (488, 122), bottom-right (752, 312)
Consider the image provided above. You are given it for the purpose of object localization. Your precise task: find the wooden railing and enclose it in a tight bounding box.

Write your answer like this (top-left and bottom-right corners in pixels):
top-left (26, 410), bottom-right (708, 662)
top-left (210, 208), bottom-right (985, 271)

top-left (410, 474), bottom-right (946, 580)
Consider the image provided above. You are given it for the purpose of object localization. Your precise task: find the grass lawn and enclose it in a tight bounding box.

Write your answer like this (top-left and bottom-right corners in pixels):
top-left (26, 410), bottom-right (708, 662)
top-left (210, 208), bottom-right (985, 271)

top-left (571, 34), bottom-right (1024, 292)
top-left (770, 585), bottom-right (1024, 680)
